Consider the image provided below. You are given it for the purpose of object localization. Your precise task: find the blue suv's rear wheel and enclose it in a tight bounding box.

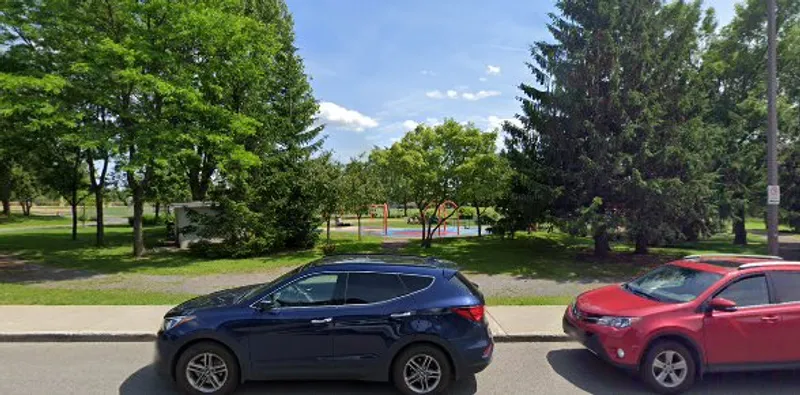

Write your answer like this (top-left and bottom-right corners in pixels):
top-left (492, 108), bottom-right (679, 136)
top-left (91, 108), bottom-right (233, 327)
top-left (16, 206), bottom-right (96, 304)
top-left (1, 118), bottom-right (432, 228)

top-left (392, 345), bottom-right (452, 395)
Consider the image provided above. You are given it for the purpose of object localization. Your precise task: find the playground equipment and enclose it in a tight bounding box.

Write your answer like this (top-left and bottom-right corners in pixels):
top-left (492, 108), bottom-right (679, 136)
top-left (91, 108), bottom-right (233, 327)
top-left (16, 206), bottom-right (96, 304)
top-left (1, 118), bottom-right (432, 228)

top-left (369, 203), bottom-right (389, 235)
top-left (422, 200), bottom-right (460, 236)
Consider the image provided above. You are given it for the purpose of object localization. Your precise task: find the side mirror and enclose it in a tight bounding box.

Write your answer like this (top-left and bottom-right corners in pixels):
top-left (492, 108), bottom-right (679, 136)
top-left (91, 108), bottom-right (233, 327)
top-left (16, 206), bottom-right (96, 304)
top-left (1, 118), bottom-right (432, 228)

top-left (708, 297), bottom-right (737, 313)
top-left (254, 298), bottom-right (275, 312)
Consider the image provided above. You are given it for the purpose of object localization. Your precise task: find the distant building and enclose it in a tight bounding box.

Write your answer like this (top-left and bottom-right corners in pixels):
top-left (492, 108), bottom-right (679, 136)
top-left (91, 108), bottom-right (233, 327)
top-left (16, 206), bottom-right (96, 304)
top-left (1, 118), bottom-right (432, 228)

top-left (172, 202), bottom-right (218, 249)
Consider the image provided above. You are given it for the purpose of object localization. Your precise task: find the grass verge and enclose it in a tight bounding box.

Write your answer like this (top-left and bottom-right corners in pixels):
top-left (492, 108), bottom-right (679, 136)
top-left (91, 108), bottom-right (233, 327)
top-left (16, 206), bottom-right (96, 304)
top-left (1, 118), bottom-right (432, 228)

top-left (486, 295), bottom-right (573, 306)
top-left (0, 284), bottom-right (194, 305)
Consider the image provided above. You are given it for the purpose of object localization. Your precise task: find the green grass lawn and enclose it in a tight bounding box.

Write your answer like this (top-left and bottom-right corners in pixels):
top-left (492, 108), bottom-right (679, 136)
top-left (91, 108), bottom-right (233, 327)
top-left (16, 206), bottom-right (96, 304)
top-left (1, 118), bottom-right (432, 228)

top-left (400, 231), bottom-right (768, 281)
top-left (0, 214), bottom-right (72, 229)
top-left (0, 219), bottom-right (776, 306)
top-left (0, 225), bottom-right (383, 276)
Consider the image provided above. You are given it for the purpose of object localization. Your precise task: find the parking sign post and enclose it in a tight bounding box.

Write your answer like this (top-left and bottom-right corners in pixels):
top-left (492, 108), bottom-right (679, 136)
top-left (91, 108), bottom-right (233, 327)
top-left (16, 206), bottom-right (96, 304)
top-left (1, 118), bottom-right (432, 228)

top-left (766, 0), bottom-right (780, 256)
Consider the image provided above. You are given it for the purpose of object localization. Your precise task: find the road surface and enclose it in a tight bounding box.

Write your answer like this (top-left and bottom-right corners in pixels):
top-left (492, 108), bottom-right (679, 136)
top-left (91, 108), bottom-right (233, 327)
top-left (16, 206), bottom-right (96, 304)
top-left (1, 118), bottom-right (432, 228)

top-left (1, 342), bottom-right (799, 394)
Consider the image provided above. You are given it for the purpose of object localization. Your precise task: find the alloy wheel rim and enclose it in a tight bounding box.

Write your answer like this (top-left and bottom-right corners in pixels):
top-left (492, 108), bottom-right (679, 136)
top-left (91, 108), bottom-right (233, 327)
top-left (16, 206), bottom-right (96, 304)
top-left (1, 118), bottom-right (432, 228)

top-left (403, 353), bottom-right (442, 394)
top-left (185, 352), bottom-right (228, 393)
top-left (651, 350), bottom-right (688, 388)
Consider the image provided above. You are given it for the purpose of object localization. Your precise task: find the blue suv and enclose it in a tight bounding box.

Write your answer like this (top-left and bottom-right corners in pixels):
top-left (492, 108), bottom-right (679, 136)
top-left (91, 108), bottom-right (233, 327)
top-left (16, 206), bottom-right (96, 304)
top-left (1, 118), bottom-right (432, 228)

top-left (155, 254), bottom-right (493, 395)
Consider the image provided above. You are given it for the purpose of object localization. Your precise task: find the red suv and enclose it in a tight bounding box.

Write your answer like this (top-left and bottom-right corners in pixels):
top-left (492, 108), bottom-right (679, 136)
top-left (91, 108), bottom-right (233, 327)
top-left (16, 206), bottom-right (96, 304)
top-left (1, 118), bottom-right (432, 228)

top-left (563, 254), bottom-right (800, 394)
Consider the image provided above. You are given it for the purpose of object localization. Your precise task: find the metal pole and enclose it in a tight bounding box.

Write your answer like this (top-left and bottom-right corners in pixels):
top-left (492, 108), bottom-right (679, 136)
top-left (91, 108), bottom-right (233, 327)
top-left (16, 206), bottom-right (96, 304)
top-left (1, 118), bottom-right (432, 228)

top-left (766, 0), bottom-right (780, 256)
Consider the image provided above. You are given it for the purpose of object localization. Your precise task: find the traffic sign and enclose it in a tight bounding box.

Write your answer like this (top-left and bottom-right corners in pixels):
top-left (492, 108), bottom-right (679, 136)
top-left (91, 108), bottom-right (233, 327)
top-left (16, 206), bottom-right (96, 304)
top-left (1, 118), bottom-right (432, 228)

top-left (767, 185), bottom-right (780, 205)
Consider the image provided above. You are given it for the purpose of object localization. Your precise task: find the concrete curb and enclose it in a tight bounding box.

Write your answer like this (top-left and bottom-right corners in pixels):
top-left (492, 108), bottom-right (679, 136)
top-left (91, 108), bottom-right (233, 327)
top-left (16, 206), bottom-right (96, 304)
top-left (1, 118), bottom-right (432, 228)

top-left (494, 333), bottom-right (571, 343)
top-left (0, 331), bottom-right (571, 343)
top-left (0, 332), bottom-right (156, 342)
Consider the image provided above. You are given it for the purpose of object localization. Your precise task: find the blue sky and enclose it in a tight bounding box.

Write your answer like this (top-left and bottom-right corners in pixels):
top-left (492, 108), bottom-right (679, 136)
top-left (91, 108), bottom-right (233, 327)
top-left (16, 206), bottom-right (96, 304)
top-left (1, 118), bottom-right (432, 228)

top-left (287, 0), bottom-right (742, 160)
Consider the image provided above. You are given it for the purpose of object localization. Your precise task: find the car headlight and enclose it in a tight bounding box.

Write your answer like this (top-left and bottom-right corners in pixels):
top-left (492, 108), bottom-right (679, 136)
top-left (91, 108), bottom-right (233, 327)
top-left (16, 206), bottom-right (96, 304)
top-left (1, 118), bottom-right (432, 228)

top-left (596, 316), bottom-right (639, 329)
top-left (161, 315), bottom-right (195, 332)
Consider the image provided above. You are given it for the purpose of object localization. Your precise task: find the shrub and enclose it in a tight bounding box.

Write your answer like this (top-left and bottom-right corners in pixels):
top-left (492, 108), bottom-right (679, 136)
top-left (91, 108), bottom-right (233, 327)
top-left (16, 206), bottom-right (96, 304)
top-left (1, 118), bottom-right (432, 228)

top-left (127, 214), bottom-right (173, 227)
top-left (321, 243), bottom-right (337, 255)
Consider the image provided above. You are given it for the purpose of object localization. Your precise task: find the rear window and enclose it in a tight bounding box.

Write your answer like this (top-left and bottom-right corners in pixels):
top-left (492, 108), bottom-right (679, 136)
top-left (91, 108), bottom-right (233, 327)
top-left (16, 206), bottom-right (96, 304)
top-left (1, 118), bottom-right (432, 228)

top-left (770, 271), bottom-right (800, 303)
top-left (451, 272), bottom-right (483, 298)
top-left (400, 274), bottom-right (434, 293)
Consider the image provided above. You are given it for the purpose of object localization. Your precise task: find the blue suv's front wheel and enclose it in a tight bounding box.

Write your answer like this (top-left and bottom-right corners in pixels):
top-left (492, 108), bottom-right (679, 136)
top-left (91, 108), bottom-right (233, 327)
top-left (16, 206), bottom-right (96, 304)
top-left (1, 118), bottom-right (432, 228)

top-left (175, 342), bottom-right (239, 395)
top-left (393, 345), bottom-right (453, 395)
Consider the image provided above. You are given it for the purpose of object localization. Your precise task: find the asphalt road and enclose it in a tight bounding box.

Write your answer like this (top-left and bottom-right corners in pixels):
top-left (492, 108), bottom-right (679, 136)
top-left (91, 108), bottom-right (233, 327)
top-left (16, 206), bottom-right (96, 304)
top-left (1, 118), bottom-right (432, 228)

top-left (1, 342), bottom-right (800, 395)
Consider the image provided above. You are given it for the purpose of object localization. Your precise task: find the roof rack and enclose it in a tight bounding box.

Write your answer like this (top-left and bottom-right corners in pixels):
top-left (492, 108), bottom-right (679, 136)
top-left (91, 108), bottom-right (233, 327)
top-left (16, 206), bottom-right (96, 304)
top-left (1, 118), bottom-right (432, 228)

top-left (683, 254), bottom-right (783, 261)
top-left (738, 261), bottom-right (800, 270)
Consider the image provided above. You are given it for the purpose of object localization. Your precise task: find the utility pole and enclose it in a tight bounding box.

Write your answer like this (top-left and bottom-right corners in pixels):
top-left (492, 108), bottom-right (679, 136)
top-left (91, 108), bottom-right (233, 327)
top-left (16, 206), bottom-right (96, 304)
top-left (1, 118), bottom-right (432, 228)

top-left (766, 0), bottom-right (780, 256)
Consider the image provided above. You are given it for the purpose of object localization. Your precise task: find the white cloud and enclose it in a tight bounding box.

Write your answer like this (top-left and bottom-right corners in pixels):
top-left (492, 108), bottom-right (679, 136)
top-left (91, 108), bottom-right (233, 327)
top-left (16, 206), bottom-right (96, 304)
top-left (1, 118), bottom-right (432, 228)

top-left (486, 65), bottom-right (501, 75)
top-left (479, 77), bottom-right (487, 82)
top-left (425, 90), bottom-right (444, 99)
top-left (487, 115), bottom-right (522, 130)
top-left (461, 90), bottom-right (501, 101)
top-left (425, 117), bottom-right (443, 126)
top-left (426, 89), bottom-right (500, 101)
top-left (420, 70), bottom-right (436, 76)
top-left (317, 101), bottom-right (378, 132)
top-left (402, 120), bottom-right (419, 130)
top-left (486, 115), bottom-right (523, 151)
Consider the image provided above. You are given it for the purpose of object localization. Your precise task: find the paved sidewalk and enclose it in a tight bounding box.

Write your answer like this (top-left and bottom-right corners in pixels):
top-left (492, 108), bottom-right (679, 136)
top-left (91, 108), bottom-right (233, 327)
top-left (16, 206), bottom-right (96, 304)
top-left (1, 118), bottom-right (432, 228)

top-left (0, 305), bottom-right (570, 342)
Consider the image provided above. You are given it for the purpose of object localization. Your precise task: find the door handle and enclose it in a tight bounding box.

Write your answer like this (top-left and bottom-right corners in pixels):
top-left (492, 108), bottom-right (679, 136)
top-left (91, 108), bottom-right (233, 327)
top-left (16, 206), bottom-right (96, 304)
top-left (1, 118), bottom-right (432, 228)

top-left (761, 315), bottom-right (780, 323)
top-left (390, 312), bottom-right (412, 318)
top-left (310, 317), bottom-right (332, 324)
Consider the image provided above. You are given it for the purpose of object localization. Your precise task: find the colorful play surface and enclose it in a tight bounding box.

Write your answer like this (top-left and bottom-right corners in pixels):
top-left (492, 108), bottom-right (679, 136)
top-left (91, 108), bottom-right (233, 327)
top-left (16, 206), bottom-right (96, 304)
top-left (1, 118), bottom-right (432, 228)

top-left (364, 227), bottom-right (488, 238)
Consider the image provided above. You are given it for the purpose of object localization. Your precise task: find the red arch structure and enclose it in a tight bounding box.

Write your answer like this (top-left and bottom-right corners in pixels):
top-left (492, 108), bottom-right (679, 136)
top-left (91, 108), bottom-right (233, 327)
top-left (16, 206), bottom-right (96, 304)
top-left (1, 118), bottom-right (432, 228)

top-left (423, 200), bottom-right (460, 236)
top-left (369, 203), bottom-right (389, 235)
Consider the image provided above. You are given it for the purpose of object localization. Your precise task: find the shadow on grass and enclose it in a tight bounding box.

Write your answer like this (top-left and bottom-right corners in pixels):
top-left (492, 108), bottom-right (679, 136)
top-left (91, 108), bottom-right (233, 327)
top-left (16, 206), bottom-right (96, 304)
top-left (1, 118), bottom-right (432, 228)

top-left (399, 232), bottom-right (770, 282)
top-left (0, 225), bottom-right (384, 276)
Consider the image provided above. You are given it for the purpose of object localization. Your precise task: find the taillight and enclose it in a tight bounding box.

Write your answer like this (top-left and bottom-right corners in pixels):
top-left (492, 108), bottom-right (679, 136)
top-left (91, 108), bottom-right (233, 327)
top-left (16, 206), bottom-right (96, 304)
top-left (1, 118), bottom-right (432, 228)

top-left (452, 305), bottom-right (485, 322)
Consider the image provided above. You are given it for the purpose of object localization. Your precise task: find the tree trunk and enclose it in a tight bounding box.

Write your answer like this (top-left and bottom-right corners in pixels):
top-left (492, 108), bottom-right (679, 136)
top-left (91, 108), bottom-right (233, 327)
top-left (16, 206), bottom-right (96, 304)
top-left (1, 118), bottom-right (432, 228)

top-left (733, 216), bottom-right (747, 245)
top-left (95, 191), bottom-right (105, 246)
top-left (357, 214), bottom-right (362, 241)
top-left (326, 217), bottom-right (331, 242)
top-left (593, 228), bottom-right (610, 258)
top-left (403, 202), bottom-right (408, 217)
top-left (132, 186), bottom-right (145, 257)
top-left (155, 202), bottom-right (161, 220)
top-left (1, 170), bottom-right (11, 216)
top-left (418, 208), bottom-right (427, 246)
top-left (476, 206), bottom-right (482, 237)
top-left (70, 201), bottom-right (78, 241)
top-left (634, 233), bottom-right (648, 254)
top-left (20, 201), bottom-right (32, 216)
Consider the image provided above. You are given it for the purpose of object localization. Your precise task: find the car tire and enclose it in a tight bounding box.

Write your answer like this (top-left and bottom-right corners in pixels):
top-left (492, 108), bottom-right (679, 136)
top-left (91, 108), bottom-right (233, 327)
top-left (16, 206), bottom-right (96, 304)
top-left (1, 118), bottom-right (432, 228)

top-left (640, 341), bottom-right (696, 394)
top-left (392, 344), bottom-right (453, 395)
top-left (175, 342), bottom-right (239, 395)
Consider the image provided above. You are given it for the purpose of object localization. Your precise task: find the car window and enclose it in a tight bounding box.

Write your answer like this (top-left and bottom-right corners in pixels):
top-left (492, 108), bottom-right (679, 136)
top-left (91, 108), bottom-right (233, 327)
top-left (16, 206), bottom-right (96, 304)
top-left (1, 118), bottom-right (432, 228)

top-left (451, 272), bottom-right (483, 298)
top-left (399, 274), bottom-right (434, 293)
top-left (272, 274), bottom-right (344, 307)
top-left (716, 275), bottom-right (769, 307)
top-left (770, 271), bottom-right (800, 303)
top-left (345, 273), bottom-right (407, 304)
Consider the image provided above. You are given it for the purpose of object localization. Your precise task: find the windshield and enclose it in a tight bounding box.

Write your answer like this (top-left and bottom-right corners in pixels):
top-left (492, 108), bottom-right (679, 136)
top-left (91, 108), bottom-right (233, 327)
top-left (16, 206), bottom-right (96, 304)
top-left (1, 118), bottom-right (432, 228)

top-left (236, 264), bottom-right (308, 303)
top-left (624, 265), bottom-right (723, 303)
